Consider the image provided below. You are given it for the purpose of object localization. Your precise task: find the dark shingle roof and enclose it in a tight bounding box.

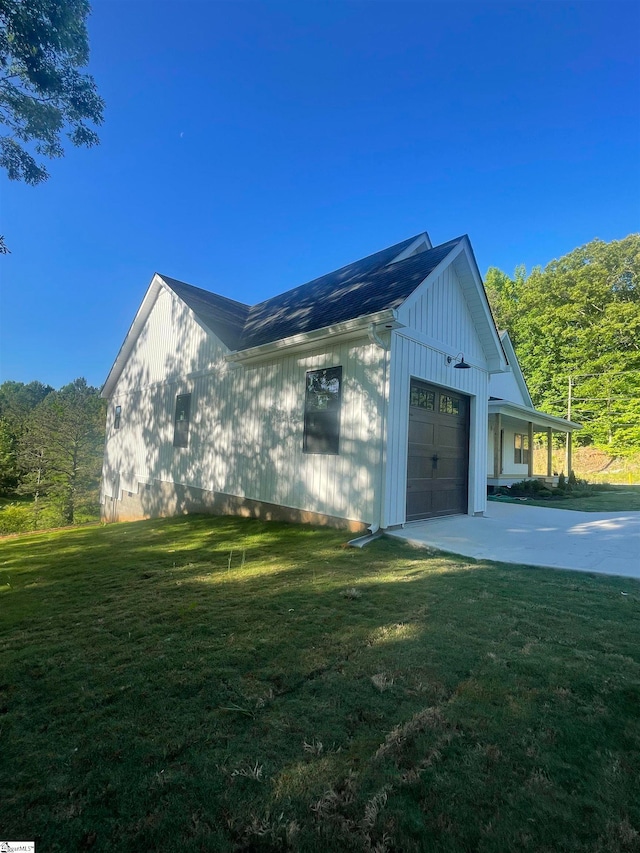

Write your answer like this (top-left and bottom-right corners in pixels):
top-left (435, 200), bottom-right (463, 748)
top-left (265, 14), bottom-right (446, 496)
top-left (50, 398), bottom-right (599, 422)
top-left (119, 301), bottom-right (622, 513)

top-left (160, 234), bottom-right (463, 352)
top-left (161, 276), bottom-right (250, 350)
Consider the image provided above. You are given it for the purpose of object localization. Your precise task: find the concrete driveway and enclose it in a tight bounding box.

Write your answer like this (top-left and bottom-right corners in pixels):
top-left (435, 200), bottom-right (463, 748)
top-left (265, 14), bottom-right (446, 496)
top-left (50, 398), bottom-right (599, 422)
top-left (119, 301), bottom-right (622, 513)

top-left (387, 501), bottom-right (640, 579)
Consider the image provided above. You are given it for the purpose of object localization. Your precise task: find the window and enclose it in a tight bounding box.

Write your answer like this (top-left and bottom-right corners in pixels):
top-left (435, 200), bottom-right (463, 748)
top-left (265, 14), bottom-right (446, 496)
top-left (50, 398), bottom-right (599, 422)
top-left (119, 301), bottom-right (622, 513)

top-left (410, 384), bottom-right (435, 410)
top-left (303, 367), bottom-right (342, 454)
top-left (173, 393), bottom-right (191, 448)
top-left (514, 433), bottom-right (530, 464)
top-left (114, 405), bottom-right (121, 430)
top-left (439, 395), bottom-right (461, 416)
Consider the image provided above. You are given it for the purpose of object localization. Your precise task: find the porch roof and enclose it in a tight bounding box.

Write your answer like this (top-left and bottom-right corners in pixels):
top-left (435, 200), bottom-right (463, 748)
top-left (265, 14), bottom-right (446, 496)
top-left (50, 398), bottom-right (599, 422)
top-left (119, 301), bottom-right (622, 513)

top-left (488, 399), bottom-right (581, 432)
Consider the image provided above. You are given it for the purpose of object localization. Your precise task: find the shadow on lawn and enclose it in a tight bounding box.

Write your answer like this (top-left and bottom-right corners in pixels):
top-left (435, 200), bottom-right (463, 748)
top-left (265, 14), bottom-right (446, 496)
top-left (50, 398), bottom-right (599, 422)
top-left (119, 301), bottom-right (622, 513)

top-left (1, 515), bottom-right (639, 852)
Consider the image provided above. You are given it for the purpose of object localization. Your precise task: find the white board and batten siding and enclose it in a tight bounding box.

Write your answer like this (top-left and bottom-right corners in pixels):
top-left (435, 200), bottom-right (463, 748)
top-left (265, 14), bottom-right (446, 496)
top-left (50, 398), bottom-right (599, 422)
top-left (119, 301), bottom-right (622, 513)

top-left (383, 262), bottom-right (491, 527)
top-left (102, 285), bottom-right (387, 525)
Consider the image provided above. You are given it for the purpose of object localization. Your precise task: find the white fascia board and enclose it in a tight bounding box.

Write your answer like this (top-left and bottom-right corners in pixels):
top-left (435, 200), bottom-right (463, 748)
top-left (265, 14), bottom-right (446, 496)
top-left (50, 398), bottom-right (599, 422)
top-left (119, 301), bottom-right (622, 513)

top-left (489, 400), bottom-right (581, 431)
top-left (454, 236), bottom-right (508, 374)
top-left (389, 232), bottom-right (432, 263)
top-left (101, 274), bottom-right (164, 398)
top-left (499, 331), bottom-right (533, 407)
top-left (225, 309), bottom-right (401, 365)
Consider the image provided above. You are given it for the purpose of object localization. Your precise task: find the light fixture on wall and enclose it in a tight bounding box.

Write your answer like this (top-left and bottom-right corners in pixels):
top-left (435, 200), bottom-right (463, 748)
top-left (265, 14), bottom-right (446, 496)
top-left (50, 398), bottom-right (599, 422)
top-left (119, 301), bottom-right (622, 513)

top-left (446, 352), bottom-right (471, 369)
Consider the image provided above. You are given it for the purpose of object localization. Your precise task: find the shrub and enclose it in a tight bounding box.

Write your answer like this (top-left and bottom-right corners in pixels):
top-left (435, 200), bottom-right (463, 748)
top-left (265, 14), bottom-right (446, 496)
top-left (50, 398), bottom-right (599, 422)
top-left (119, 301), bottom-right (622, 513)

top-left (0, 502), bottom-right (33, 534)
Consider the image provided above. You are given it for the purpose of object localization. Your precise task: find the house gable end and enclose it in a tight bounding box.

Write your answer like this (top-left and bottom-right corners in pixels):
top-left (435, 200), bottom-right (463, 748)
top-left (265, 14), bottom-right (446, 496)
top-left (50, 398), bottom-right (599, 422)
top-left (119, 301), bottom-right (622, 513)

top-left (102, 276), bottom-right (232, 399)
top-left (395, 238), bottom-right (507, 372)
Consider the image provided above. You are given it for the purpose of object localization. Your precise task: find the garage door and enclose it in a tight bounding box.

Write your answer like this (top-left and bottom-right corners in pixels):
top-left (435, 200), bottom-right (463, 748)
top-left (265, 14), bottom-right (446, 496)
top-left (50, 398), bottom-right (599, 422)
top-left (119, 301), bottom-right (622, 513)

top-left (406, 380), bottom-right (470, 521)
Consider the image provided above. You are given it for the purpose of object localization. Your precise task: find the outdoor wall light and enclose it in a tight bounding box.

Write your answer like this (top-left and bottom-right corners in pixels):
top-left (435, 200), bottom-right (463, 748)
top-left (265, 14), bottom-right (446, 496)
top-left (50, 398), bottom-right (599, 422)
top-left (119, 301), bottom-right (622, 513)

top-left (446, 352), bottom-right (471, 369)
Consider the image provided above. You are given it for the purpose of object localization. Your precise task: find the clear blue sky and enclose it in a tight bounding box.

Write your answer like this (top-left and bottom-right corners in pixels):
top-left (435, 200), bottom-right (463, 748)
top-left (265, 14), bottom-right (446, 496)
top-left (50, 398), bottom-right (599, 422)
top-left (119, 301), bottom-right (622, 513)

top-left (1, 0), bottom-right (639, 389)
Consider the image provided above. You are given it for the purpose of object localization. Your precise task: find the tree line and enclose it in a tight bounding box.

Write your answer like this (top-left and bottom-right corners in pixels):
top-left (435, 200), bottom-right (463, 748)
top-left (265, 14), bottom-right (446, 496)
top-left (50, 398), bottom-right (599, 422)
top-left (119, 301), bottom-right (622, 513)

top-left (485, 234), bottom-right (640, 453)
top-left (0, 378), bottom-right (106, 531)
top-left (0, 235), bottom-right (637, 533)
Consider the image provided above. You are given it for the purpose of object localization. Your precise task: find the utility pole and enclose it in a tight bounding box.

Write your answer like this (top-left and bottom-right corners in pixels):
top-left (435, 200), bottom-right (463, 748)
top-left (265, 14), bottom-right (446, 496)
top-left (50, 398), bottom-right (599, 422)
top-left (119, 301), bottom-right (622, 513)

top-left (565, 376), bottom-right (572, 475)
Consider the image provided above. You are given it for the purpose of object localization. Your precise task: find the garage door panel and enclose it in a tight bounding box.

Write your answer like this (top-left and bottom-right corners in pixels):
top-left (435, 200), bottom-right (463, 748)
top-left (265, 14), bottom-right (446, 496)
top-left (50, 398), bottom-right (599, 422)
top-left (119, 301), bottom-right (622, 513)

top-left (436, 457), bottom-right (463, 479)
top-left (435, 423), bottom-right (464, 448)
top-left (408, 418), bottom-right (435, 445)
top-left (407, 455), bottom-right (437, 479)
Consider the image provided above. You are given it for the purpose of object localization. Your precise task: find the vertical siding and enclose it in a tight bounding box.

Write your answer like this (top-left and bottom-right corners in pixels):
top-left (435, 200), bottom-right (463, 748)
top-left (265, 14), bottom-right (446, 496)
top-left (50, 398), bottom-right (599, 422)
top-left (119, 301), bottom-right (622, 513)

top-left (103, 288), bottom-right (386, 524)
top-left (103, 258), bottom-right (495, 528)
top-left (383, 261), bottom-right (491, 527)
top-left (400, 265), bottom-right (485, 361)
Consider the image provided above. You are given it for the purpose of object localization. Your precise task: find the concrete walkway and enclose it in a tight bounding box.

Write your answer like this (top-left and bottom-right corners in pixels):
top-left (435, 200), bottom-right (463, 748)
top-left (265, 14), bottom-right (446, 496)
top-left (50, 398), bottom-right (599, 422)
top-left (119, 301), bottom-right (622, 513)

top-left (387, 501), bottom-right (640, 579)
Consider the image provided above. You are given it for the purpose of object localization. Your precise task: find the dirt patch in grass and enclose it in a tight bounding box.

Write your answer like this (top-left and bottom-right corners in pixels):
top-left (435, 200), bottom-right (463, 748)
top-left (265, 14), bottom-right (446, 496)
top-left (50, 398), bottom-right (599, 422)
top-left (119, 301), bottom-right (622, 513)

top-left (1, 516), bottom-right (639, 851)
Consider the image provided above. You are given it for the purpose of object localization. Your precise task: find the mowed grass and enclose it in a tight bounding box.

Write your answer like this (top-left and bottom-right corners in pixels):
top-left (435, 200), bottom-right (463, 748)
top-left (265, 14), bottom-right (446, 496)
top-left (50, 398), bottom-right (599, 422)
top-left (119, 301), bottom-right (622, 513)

top-left (493, 485), bottom-right (640, 513)
top-left (1, 517), bottom-right (639, 852)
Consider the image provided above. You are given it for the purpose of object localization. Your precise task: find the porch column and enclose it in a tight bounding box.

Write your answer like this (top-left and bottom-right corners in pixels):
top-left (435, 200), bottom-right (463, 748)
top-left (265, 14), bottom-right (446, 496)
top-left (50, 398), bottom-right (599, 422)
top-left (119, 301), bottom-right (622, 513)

top-left (546, 428), bottom-right (553, 477)
top-left (567, 431), bottom-right (573, 475)
top-left (527, 421), bottom-right (534, 478)
top-left (493, 413), bottom-right (502, 476)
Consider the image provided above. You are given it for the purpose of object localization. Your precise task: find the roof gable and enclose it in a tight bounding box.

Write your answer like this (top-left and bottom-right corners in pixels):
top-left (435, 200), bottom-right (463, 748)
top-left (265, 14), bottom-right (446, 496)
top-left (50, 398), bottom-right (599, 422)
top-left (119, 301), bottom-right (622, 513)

top-left (396, 236), bottom-right (507, 372)
top-left (103, 232), bottom-right (507, 394)
top-left (161, 276), bottom-right (249, 350)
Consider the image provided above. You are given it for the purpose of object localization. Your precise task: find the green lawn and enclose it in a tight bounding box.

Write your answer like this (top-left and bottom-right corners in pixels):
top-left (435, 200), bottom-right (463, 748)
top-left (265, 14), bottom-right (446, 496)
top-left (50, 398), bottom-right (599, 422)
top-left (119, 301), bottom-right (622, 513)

top-left (1, 517), bottom-right (639, 852)
top-left (491, 485), bottom-right (640, 513)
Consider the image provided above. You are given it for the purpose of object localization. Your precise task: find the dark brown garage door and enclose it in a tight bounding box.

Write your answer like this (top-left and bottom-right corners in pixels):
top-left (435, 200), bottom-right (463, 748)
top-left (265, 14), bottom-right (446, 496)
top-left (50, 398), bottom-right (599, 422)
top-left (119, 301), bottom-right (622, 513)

top-left (406, 380), bottom-right (470, 521)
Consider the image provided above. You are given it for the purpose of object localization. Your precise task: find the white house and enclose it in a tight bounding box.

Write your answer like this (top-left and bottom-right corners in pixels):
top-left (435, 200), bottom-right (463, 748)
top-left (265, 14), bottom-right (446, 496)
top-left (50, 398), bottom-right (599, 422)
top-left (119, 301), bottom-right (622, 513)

top-left (487, 331), bottom-right (581, 488)
top-left (100, 231), bottom-right (576, 532)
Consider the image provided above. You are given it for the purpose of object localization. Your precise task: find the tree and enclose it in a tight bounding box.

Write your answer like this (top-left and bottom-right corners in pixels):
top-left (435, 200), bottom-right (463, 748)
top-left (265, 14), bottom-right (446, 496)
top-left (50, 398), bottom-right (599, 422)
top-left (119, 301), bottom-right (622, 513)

top-left (0, 379), bottom-right (52, 493)
top-left (486, 235), bottom-right (640, 452)
top-left (0, 0), bottom-right (104, 185)
top-left (18, 378), bottom-right (106, 524)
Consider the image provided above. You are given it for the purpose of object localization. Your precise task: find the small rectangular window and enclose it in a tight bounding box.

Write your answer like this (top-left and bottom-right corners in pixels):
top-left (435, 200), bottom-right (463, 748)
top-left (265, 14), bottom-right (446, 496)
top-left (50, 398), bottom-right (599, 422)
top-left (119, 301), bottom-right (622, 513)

top-left (114, 405), bottom-right (121, 430)
top-left (303, 367), bottom-right (342, 454)
top-left (514, 433), bottom-right (530, 464)
top-left (439, 395), bottom-right (460, 415)
top-left (410, 385), bottom-right (435, 410)
top-left (173, 393), bottom-right (191, 448)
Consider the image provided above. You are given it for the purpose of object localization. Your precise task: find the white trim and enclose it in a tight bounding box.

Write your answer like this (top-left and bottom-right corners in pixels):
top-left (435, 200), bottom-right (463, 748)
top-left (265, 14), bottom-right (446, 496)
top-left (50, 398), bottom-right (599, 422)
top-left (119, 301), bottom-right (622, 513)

top-left (498, 331), bottom-right (533, 407)
top-left (389, 232), bottom-right (433, 263)
top-left (488, 400), bottom-right (581, 431)
top-left (225, 309), bottom-right (402, 365)
top-left (101, 274), bottom-right (163, 398)
top-left (101, 273), bottom-right (234, 399)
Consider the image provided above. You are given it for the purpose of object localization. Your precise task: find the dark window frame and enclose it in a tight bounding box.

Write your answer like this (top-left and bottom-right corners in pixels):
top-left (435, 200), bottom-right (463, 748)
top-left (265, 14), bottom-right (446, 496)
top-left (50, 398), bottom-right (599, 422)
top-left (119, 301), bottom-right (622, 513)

top-left (173, 393), bottom-right (192, 448)
top-left (114, 404), bottom-right (121, 430)
top-left (303, 366), bottom-right (342, 455)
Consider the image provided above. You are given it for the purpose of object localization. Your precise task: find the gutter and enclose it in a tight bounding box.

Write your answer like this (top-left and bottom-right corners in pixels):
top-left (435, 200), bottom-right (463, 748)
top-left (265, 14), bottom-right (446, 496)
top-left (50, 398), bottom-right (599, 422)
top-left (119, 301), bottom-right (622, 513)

top-left (225, 310), bottom-right (403, 365)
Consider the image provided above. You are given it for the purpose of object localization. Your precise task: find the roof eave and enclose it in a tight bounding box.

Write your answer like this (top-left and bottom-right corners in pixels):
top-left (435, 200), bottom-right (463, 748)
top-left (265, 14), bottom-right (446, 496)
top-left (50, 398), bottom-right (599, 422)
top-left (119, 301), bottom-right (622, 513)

top-left (225, 309), bottom-right (401, 365)
top-left (489, 400), bottom-right (582, 431)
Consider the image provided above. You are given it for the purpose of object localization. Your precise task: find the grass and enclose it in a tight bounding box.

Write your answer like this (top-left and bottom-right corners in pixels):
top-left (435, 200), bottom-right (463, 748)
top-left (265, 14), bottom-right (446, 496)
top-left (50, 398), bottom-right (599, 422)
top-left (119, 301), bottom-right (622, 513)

top-left (1, 516), bottom-right (639, 852)
top-left (491, 485), bottom-right (640, 513)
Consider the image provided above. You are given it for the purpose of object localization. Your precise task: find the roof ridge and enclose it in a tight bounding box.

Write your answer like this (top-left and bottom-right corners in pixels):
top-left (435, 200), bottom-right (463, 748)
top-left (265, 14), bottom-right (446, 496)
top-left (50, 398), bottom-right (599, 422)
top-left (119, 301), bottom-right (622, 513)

top-left (159, 232), bottom-right (466, 352)
top-left (248, 233), bottom-right (425, 311)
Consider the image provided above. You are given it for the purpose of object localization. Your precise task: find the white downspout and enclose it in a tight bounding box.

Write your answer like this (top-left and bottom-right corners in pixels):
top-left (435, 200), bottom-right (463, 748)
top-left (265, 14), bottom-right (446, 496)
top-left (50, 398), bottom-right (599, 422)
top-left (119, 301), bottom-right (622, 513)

top-left (367, 323), bottom-right (390, 533)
